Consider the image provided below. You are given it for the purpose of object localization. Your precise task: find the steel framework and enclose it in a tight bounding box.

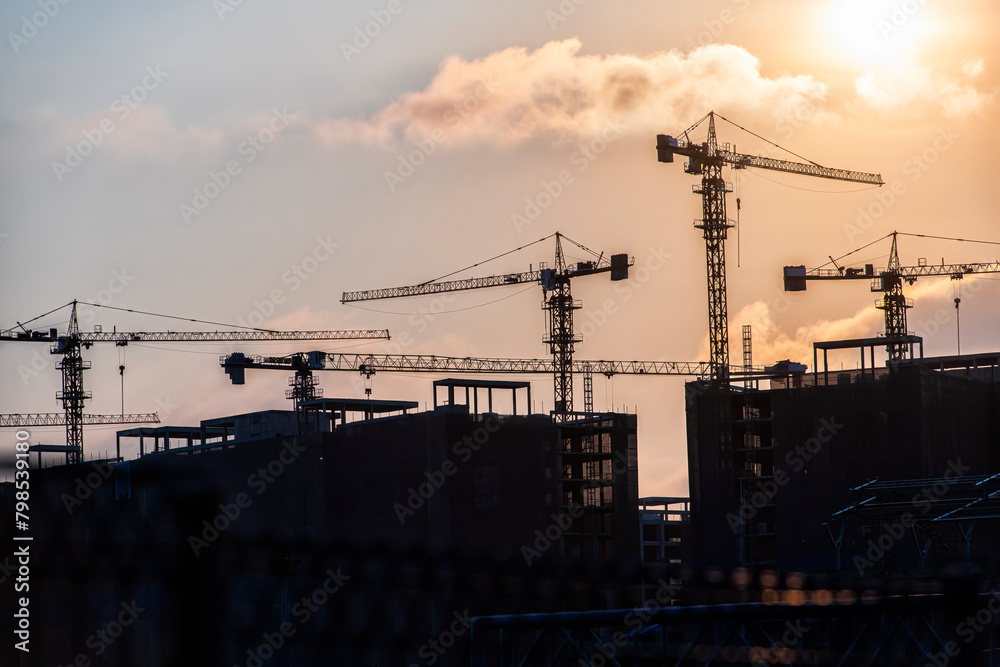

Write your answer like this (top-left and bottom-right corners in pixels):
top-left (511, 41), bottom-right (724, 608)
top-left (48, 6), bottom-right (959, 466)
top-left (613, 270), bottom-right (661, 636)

top-left (223, 351), bottom-right (726, 379)
top-left (1, 301), bottom-right (389, 462)
top-left (0, 413), bottom-right (160, 427)
top-left (472, 593), bottom-right (996, 666)
top-left (784, 231), bottom-right (1000, 360)
top-left (657, 112), bottom-right (883, 380)
top-left (341, 233), bottom-right (633, 417)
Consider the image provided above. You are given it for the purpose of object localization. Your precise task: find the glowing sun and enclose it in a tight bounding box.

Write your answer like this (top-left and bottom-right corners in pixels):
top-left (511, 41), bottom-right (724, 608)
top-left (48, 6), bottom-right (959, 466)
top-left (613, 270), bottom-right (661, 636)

top-left (823, 0), bottom-right (932, 67)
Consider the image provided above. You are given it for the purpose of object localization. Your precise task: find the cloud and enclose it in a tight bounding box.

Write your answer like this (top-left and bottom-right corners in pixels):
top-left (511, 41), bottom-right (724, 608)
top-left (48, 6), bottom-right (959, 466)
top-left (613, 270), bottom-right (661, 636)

top-left (722, 299), bottom-right (882, 370)
top-left (725, 277), bottom-right (984, 371)
top-left (98, 107), bottom-right (223, 162)
top-left (46, 106), bottom-right (300, 167)
top-left (962, 57), bottom-right (985, 78)
top-left (854, 61), bottom-right (994, 118)
top-left (312, 39), bottom-right (828, 147)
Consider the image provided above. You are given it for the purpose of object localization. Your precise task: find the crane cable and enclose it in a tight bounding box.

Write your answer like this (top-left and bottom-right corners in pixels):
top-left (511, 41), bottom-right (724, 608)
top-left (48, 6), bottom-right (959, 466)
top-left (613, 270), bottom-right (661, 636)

top-left (75, 301), bottom-right (282, 332)
top-left (713, 112), bottom-right (823, 167)
top-left (342, 284), bottom-right (537, 315)
top-left (814, 234), bottom-right (894, 272)
top-left (6, 300), bottom-right (339, 336)
top-left (814, 232), bottom-right (1000, 273)
top-left (745, 169), bottom-right (880, 194)
top-left (2, 300), bottom-right (74, 336)
top-left (897, 232), bottom-right (1000, 247)
top-left (558, 233), bottom-right (609, 261)
top-left (118, 346), bottom-right (126, 415)
top-left (420, 234), bottom-right (557, 284)
top-left (736, 168), bottom-right (742, 268)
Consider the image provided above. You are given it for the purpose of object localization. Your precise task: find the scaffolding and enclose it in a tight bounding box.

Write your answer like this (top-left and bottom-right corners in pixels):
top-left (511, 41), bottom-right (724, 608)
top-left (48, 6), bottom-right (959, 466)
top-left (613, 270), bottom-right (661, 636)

top-left (557, 414), bottom-right (637, 561)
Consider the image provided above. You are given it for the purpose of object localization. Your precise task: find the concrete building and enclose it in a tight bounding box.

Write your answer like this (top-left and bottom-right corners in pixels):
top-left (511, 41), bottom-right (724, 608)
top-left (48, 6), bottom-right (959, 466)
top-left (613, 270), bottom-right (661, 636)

top-left (4, 381), bottom-right (643, 666)
top-left (685, 342), bottom-right (1000, 573)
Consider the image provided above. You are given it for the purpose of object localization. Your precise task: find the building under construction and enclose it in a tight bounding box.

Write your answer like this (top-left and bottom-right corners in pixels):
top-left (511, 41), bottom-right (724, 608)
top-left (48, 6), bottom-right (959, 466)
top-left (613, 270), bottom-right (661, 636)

top-left (3, 380), bottom-right (651, 666)
top-left (5, 113), bottom-right (1000, 664)
top-left (686, 340), bottom-right (1000, 574)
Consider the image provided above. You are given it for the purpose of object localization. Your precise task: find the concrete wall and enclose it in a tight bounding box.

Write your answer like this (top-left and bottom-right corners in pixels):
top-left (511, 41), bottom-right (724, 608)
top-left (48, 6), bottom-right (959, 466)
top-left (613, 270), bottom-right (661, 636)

top-left (686, 366), bottom-right (1000, 574)
top-left (6, 408), bottom-right (644, 666)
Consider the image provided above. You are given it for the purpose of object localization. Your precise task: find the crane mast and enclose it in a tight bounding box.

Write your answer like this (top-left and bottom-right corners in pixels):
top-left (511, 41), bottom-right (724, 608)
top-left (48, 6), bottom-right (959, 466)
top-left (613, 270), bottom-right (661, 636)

top-left (543, 235), bottom-right (579, 415)
top-left (341, 233), bottom-right (632, 418)
top-left (695, 116), bottom-right (733, 382)
top-left (877, 233), bottom-right (910, 359)
top-left (784, 231), bottom-right (1000, 359)
top-left (56, 304), bottom-right (89, 460)
top-left (657, 111), bottom-right (883, 381)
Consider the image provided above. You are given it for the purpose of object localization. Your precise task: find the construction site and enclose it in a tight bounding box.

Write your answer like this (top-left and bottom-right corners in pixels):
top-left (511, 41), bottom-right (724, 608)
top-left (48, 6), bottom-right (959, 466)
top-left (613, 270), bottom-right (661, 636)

top-left (3, 111), bottom-right (1000, 666)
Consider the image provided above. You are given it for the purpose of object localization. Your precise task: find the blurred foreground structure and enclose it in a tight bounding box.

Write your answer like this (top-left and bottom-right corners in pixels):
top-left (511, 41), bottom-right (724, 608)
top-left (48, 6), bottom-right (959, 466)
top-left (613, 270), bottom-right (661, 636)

top-left (4, 345), bottom-right (1000, 665)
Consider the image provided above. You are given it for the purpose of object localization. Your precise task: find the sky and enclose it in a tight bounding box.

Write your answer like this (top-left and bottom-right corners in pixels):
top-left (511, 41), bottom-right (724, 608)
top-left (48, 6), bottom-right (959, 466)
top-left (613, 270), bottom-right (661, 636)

top-left (1, 0), bottom-right (998, 496)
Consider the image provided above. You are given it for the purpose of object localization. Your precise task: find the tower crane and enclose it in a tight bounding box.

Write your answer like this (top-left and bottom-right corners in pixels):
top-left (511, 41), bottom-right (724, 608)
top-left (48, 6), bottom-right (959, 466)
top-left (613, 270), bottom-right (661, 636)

top-left (1, 300), bottom-right (390, 463)
top-left (783, 231), bottom-right (1000, 360)
top-left (340, 233), bottom-right (634, 419)
top-left (656, 111), bottom-right (884, 381)
top-left (220, 351), bottom-right (777, 414)
top-left (0, 413), bottom-right (160, 428)
top-left (222, 351), bottom-right (718, 384)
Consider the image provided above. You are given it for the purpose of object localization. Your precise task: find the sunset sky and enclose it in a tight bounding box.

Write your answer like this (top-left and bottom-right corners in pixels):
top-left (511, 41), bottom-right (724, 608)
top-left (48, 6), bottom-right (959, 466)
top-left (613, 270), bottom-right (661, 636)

top-left (2, 0), bottom-right (998, 495)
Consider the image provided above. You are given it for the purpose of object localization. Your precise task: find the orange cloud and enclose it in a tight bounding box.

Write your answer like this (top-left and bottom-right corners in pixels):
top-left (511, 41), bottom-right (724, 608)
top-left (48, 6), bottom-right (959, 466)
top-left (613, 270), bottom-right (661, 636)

top-left (854, 61), bottom-right (995, 117)
top-left (313, 39), bottom-right (829, 147)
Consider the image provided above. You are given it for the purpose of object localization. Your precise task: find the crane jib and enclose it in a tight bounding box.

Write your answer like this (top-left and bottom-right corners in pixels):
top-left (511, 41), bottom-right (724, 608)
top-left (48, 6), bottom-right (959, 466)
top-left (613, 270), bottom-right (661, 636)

top-left (656, 135), bottom-right (883, 186)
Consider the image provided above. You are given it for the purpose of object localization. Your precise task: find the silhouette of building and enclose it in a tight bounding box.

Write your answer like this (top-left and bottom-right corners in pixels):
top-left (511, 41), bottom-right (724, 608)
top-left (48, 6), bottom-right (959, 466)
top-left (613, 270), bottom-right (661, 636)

top-left (6, 382), bottom-right (644, 666)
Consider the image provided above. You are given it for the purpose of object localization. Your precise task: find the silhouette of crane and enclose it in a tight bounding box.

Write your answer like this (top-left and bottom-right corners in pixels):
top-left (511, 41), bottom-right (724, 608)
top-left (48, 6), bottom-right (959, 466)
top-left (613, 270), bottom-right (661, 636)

top-left (340, 233), bottom-right (634, 418)
top-left (657, 111), bottom-right (883, 381)
top-left (1, 300), bottom-right (390, 463)
top-left (784, 231), bottom-right (1000, 359)
top-left (220, 351), bottom-right (768, 415)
